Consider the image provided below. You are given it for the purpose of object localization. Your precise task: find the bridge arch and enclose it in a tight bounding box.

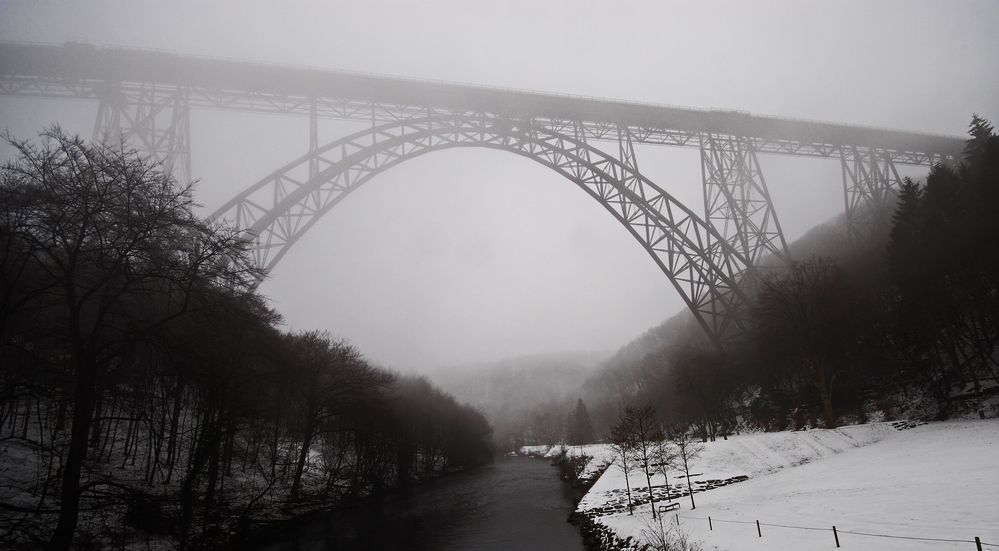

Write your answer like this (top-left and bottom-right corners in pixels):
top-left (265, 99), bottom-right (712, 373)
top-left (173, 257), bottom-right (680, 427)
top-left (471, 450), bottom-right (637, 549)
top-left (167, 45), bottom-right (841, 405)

top-left (210, 115), bottom-right (753, 348)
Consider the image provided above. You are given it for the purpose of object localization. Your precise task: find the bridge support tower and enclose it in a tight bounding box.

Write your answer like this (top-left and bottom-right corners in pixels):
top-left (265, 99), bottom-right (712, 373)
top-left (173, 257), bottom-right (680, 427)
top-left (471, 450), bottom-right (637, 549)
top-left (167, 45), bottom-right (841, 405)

top-left (840, 146), bottom-right (903, 240)
top-left (92, 83), bottom-right (191, 184)
top-left (700, 133), bottom-right (789, 273)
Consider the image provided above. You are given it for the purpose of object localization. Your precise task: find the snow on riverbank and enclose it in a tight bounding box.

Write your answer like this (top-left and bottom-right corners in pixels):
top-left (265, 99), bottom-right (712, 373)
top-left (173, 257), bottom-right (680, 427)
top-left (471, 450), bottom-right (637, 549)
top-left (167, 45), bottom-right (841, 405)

top-left (520, 443), bottom-right (614, 482)
top-left (576, 420), bottom-right (999, 550)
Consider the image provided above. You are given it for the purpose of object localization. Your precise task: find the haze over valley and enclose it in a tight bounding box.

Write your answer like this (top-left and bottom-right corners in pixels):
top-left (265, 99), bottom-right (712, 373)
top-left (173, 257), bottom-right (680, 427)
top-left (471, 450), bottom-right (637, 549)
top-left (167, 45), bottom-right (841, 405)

top-left (1, 2), bottom-right (997, 550)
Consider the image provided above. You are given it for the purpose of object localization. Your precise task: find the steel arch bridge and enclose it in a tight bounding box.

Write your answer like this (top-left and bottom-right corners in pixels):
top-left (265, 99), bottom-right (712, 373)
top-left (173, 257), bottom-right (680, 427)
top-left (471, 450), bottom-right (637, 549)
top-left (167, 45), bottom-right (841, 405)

top-left (0, 42), bottom-right (965, 349)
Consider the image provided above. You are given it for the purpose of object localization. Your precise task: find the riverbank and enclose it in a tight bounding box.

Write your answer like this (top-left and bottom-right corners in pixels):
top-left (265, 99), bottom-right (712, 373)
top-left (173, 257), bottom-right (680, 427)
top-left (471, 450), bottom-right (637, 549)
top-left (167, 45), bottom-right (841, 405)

top-left (526, 420), bottom-right (999, 550)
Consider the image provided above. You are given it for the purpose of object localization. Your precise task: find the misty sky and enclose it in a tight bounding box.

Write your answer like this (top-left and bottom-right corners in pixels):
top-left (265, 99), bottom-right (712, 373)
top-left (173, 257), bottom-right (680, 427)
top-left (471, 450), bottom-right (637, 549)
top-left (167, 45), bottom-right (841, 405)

top-left (2, 0), bottom-right (997, 372)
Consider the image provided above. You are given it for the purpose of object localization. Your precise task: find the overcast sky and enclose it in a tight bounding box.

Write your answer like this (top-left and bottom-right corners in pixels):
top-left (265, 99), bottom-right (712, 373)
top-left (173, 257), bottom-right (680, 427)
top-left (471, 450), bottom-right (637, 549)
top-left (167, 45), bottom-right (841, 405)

top-left (2, 0), bottom-right (997, 372)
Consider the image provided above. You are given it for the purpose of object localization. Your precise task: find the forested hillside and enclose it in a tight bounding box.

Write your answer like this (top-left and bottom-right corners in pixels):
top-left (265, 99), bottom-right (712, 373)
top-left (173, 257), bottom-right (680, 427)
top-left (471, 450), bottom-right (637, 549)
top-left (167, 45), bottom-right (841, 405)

top-left (573, 117), bottom-right (999, 440)
top-left (432, 351), bottom-right (604, 449)
top-left (0, 130), bottom-right (494, 550)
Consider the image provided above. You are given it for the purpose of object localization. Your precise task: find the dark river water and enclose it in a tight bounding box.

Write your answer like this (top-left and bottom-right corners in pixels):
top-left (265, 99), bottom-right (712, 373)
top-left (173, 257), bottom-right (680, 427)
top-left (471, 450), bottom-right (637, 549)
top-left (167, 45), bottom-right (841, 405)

top-left (254, 455), bottom-right (585, 551)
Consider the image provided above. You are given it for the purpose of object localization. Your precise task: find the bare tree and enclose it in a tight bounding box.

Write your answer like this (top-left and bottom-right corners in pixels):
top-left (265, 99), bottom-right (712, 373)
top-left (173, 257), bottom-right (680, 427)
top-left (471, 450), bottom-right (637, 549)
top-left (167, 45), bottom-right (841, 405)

top-left (670, 428), bottom-right (704, 510)
top-left (669, 345), bottom-right (736, 441)
top-left (755, 257), bottom-right (858, 428)
top-left (287, 331), bottom-right (391, 500)
top-left (653, 436), bottom-right (678, 504)
top-left (641, 516), bottom-right (704, 551)
top-left (607, 410), bottom-right (637, 515)
top-left (613, 406), bottom-right (666, 519)
top-left (1, 129), bottom-right (258, 550)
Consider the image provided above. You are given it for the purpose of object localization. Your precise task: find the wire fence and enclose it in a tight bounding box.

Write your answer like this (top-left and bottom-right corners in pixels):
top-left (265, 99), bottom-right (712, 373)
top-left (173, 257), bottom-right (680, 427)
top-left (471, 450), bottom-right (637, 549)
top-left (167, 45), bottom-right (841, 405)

top-left (660, 508), bottom-right (997, 549)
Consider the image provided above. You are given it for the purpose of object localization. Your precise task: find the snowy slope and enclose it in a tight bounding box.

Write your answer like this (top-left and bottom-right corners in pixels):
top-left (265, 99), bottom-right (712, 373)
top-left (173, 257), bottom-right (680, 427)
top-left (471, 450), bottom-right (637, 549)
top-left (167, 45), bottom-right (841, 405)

top-left (579, 423), bottom-right (898, 515)
top-left (592, 420), bottom-right (999, 550)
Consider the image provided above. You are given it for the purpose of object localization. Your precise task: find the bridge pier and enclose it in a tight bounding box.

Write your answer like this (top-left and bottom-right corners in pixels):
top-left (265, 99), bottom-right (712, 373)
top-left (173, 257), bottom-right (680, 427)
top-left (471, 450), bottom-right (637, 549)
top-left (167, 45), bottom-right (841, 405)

top-left (699, 134), bottom-right (789, 269)
top-left (92, 83), bottom-right (191, 184)
top-left (840, 146), bottom-right (902, 240)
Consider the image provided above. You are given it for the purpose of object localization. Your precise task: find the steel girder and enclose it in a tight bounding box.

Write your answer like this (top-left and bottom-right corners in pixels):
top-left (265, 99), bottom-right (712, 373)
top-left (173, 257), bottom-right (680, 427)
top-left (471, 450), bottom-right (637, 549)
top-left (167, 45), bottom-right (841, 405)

top-left (840, 146), bottom-right (902, 239)
top-left (91, 82), bottom-right (192, 184)
top-left (0, 75), bottom-right (955, 166)
top-left (700, 134), bottom-right (789, 269)
top-left (209, 115), bottom-right (754, 349)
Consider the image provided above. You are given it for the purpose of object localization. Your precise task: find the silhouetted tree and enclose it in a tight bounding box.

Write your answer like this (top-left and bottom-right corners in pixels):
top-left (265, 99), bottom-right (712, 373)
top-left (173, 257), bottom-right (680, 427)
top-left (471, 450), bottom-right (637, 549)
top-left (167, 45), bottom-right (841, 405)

top-left (286, 331), bottom-right (391, 500)
top-left (0, 128), bottom-right (498, 549)
top-left (669, 345), bottom-right (736, 441)
top-left (886, 116), bottom-right (999, 414)
top-left (567, 398), bottom-right (595, 445)
top-left (1, 129), bottom-right (258, 550)
top-left (754, 257), bottom-right (860, 427)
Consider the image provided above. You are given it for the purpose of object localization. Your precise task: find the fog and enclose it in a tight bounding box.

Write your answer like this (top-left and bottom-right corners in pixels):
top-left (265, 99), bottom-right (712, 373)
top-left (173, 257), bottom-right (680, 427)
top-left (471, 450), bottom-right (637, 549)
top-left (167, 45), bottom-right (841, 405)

top-left (2, 0), bottom-right (997, 373)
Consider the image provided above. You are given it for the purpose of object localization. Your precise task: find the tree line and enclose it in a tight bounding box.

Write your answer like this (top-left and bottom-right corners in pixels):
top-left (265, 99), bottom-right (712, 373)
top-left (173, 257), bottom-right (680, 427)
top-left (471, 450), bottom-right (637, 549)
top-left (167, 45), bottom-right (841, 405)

top-left (0, 129), bottom-right (493, 550)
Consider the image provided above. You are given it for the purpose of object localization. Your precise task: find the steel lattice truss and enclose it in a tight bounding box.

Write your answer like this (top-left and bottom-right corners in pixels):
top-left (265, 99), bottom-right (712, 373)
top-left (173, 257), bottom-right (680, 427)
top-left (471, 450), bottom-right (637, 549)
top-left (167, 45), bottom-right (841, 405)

top-left (0, 42), bottom-right (967, 348)
top-left (210, 115), bottom-right (752, 348)
top-left (701, 134), bottom-right (789, 268)
top-left (91, 83), bottom-right (192, 184)
top-left (840, 146), bottom-right (903, 239)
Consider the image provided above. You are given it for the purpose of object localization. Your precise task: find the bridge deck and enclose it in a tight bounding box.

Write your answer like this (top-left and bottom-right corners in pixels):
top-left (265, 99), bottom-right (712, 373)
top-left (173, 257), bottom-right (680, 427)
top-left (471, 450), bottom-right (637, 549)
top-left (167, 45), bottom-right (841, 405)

top-left (0, 42), bottom-right (964, 162)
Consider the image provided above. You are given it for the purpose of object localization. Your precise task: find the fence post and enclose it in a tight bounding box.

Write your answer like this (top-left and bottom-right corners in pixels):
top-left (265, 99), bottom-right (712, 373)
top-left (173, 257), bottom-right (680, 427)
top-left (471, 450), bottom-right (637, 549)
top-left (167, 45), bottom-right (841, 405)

top-left (757, 520), bottom-right (762, 538)
top-left (976, 536), bottom-right (983, 551)
top-left (833, 526), bottom-right (840, 548)
top-left (708, 516), bottom-right (712, 531)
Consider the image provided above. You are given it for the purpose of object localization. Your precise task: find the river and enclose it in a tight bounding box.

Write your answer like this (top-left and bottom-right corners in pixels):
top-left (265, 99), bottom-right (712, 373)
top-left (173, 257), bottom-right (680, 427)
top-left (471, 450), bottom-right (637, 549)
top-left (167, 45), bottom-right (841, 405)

top-left (254, 454), bottom-right (585, 551)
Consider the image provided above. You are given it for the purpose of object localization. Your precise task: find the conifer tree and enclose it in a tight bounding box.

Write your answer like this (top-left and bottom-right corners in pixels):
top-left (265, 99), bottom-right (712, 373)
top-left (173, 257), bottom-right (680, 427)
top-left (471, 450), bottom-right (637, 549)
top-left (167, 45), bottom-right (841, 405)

top-left (568, 398), bottom-right (595, 445)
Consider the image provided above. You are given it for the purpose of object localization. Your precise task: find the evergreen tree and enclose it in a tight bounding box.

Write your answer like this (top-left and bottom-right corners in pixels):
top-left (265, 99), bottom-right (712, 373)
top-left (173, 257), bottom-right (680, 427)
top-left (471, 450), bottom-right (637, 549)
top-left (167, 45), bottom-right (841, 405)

top-left (568, 398), bottom-right (595, 445)
top-left (886, 116), bottom-right (999, 409)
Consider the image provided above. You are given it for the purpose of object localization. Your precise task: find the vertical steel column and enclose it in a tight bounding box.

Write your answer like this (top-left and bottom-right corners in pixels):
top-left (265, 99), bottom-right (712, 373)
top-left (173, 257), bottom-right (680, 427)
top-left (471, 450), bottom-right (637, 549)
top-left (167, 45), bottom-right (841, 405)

top-left (92, 83), bottom-right (124, 145)
top-left (615, 125), bottom-right (646, 225)
top-left (92, 83), bottom-right (191, 184)
top-left (168, 88), bottom-right (192, 184)
top-left (308, 97), bottom-right (319, 179)
top-left (840, 146), bottom-right (901, 240)
top-left (700, 133), bottom-right (789, 268)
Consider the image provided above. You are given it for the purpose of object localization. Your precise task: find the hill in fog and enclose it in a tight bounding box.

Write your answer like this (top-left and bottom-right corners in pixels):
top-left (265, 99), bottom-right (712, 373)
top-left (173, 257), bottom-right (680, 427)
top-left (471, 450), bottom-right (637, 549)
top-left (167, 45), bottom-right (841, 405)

top-left (429, 351), bottom-right (607, 449)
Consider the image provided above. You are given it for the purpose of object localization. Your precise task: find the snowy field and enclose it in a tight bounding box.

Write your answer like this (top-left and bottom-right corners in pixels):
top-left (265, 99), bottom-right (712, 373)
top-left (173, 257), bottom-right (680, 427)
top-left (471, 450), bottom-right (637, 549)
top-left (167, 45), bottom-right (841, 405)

top-left (527, 420), bottom-right (999, 550)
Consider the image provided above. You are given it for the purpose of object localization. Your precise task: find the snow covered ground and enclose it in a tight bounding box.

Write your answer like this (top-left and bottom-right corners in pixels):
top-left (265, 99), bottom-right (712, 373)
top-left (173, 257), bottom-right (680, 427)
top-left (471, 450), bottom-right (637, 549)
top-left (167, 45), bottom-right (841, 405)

top-left (520, 442), bottom-right (614, 482)
top-left (531, 420), bottom-right (999, 550)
